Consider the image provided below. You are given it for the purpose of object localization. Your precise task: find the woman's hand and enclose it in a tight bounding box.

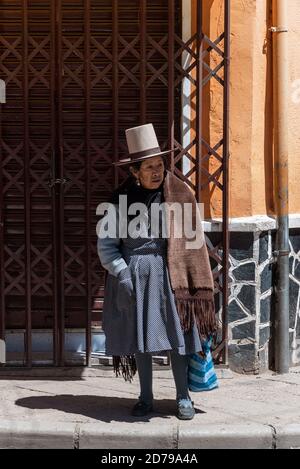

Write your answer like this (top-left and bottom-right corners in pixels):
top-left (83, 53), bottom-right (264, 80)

top-left (116, 267), bottom-right (135, 310)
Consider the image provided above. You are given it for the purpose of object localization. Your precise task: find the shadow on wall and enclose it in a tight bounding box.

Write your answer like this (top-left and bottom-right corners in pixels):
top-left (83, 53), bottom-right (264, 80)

top-left (191, 0), bottom-right (223, 219)
top-left (264, 0), bottom-right (276, 217)
top-left (201, 0), bottom-right (215, 220)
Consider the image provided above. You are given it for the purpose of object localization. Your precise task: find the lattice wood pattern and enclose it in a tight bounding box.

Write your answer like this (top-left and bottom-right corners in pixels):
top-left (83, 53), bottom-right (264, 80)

top-left (0, 0), bottom-right (230, 366)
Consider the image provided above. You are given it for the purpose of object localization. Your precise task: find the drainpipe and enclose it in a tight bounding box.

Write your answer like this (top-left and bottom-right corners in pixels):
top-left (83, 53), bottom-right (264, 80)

top-left (270, 0), bottom-right (289, 374)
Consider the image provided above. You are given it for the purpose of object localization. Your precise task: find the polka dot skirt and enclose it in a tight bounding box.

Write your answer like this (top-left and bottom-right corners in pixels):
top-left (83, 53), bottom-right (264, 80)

top-left (103, 236), bottom-right (203, 357)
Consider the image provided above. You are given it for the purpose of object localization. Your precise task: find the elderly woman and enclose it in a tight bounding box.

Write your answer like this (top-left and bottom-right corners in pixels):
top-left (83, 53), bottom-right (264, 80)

top-left (97, 124), bottom-right (216, 420)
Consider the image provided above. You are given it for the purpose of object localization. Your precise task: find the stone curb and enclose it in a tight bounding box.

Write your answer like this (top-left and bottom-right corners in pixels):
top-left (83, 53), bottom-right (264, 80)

top-left (275, 424), bottom-right (300, 449)
top-left (178, 424), bottom-right (274, 449)
top-left (0, 420), bottom-right (77, 449)
top-left (1, 420), bottom-right (300, 449)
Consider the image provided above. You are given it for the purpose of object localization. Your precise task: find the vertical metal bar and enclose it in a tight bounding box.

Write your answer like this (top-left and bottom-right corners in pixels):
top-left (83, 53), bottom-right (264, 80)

top-left (196, 0), bottom-right (203, 202)
top-left (23, 0), bottom-right (32, 367)
top-left (0, 22), bottom-right (4, 349)
top-left (113, 0), bottom-right (119, 187)
top-left (140, 0), bottom-right (147, 124)
top-left (51, 0), bottom-right (59, 367)
top-left (0, 97), bottom-right (4, 345)
top-left (84, 0), bottom-right (92, 367)
top-left (55, 0), bottom-right (65, 366)
top-left (181, 0), bottom-right (192, 177)
top-left (222, 0), bottom-right (231, 366)
top-left (168, 0), bottom-right (175, 172)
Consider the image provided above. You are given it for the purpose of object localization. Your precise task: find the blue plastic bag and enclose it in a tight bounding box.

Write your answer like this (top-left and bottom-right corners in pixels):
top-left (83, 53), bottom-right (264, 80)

top-left (188, 337), bottom-right (219, 392)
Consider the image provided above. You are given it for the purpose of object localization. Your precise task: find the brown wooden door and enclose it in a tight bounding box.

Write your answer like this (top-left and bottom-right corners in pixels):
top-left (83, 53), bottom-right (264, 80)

top-left (0, 0), bottom-right (182, 366)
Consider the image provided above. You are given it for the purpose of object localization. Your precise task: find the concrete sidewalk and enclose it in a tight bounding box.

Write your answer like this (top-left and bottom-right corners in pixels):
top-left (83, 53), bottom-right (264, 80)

top-left (0, 366), bottom-right (300, 449)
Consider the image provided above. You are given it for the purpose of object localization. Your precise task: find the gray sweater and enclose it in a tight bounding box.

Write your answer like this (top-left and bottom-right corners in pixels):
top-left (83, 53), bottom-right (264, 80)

top-left (97, 204), bottom-right (128, 277)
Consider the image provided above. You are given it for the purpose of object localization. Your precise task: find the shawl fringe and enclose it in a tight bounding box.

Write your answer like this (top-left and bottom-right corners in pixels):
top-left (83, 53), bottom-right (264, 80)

top-left (113, 355), bottom-right (137, 383)
top-left (175, 289), bottom-right (218, 342)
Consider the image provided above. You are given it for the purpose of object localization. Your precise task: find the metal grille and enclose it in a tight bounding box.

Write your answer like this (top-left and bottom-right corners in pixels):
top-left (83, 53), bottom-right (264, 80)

top-left (0, 0), bottom-right (230, 368)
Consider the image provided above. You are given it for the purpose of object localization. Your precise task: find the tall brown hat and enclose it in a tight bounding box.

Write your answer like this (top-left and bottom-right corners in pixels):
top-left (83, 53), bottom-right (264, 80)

top-left (113, 123), bottom-right (173, 166)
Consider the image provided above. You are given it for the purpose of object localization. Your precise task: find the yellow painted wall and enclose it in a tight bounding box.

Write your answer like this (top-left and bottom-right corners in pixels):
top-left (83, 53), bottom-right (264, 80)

top-left (193, 0), bottom-right (300, 218)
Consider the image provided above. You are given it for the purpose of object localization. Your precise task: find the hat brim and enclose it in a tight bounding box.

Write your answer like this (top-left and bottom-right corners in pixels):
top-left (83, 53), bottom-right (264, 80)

top-left (113, 149), bottom-right (174, 167)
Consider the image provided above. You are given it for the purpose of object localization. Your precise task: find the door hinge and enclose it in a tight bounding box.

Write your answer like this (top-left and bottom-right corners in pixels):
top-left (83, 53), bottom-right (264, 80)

top-left (0, 339), bottom-right (6, 364)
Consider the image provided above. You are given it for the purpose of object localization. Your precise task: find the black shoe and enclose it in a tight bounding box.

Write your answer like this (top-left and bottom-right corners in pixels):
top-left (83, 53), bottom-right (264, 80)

top-left (131, 400), bottom-right (153, 417)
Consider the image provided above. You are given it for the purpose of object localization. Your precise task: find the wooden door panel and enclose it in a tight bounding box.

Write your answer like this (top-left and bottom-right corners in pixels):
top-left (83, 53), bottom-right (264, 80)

top-left (0, 0), bottom-right (181, 337)
top-left (0, 1), bottom-right (57, 333)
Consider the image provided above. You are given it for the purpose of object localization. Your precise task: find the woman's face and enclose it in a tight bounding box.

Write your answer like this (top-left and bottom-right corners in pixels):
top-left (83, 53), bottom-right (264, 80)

top-left (130, 156), bottom-right (165, 190)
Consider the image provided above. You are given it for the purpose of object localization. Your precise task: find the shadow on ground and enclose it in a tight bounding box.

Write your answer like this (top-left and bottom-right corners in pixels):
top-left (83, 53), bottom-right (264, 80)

top-left (15, 395), bottom-right (206, 423)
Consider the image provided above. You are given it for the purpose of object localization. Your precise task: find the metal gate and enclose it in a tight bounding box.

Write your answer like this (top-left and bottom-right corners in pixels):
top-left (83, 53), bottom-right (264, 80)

top-left (0, 0), bottom-right (230, 368)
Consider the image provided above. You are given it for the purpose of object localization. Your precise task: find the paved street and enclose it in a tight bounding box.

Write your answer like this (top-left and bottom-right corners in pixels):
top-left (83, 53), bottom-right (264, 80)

top-left (0, 366), bottom-right (300, 449)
